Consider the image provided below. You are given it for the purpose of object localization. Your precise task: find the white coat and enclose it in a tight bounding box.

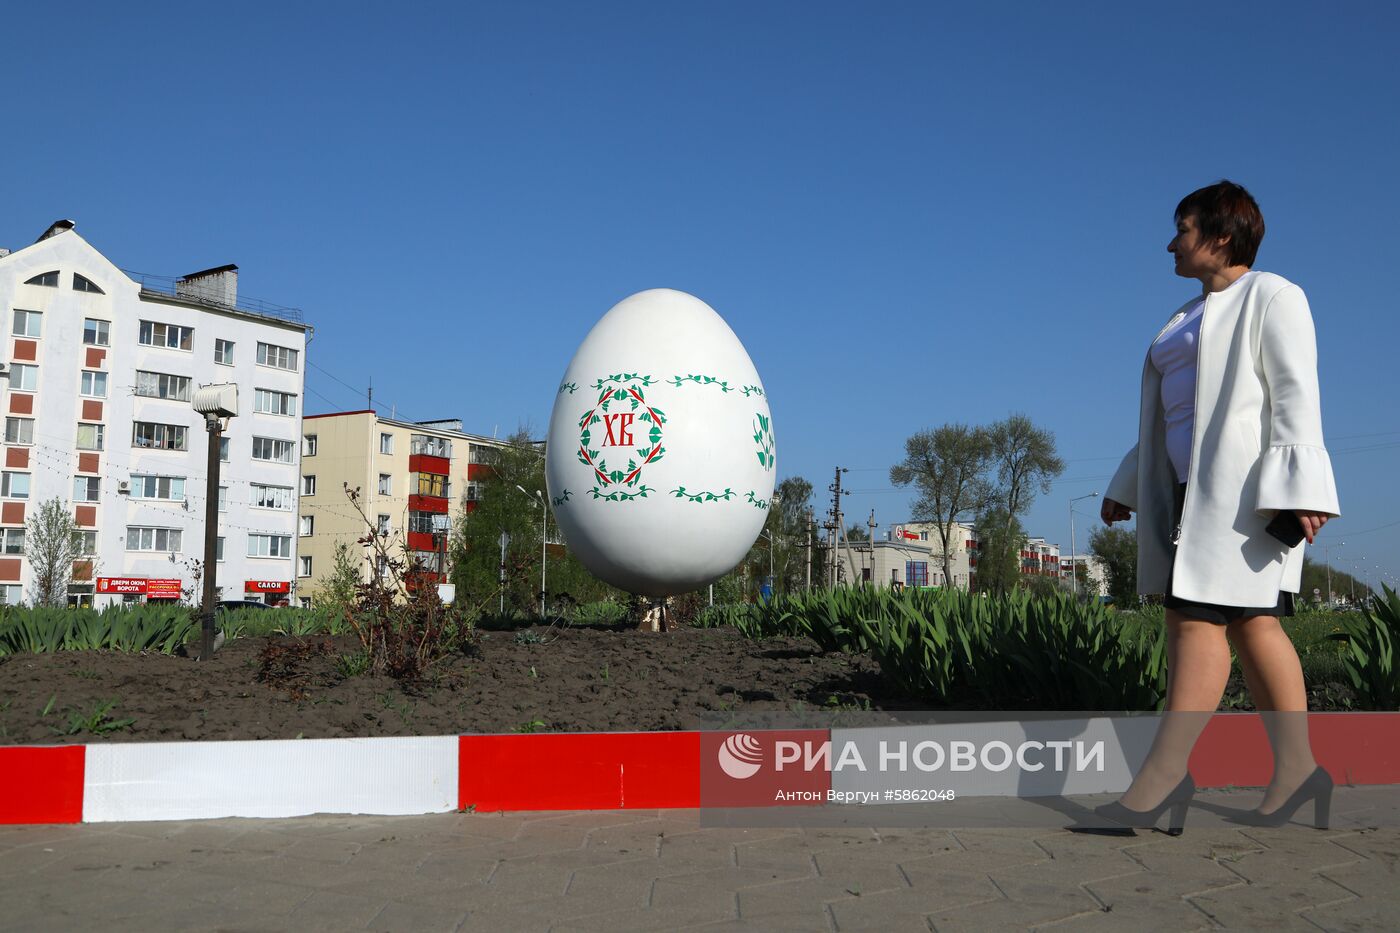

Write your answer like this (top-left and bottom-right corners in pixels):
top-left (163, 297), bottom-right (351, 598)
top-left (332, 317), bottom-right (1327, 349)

top-left (1105, 270), bottom-right (1340, 606)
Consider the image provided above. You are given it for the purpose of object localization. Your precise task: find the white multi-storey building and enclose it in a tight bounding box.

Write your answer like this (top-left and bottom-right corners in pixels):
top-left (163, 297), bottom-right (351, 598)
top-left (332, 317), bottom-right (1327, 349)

top-left (0, 220), bottom-right (310, 607)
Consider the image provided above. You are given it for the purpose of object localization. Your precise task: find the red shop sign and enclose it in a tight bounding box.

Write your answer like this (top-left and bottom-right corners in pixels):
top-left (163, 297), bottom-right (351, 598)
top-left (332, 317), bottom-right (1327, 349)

top-left (146, 579), bottom-right (183, 599)
top-left (96, 577), bottom-right (148, 595)
top-left (245, 580), bottom-right (290, 594)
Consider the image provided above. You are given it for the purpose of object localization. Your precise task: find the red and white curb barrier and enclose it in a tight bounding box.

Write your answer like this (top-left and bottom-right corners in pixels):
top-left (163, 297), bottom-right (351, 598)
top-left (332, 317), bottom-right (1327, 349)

top-left (2, 714), bottom-right (1398, 825)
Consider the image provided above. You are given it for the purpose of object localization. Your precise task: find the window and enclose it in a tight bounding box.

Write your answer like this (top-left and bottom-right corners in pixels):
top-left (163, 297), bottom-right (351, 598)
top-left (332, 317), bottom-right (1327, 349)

top-left (299, 556), bottom-right (313, 577)
top-left (411, 434), bottom-right (452, 458)
top-left (76, 423), bottom-right (105, 451)
top-left (10, 364), bottom-right (38, 392)
top-left (1, 472), bottom-right (30, 499)
top-left (468, 446), bottom-right (499, 465)
top-left (254, 388), bottom-right (297, 416)
top-left (906, 561), bottom-right (930, 588)
top-left (139, 320), bottom-right (193, 350)
top-left (409, 512), bottom-right (448, 535)
top-left (129, 474), bottom-right (184, 501)
top-left (256, 342), bottom-right (299, 371)
top-left (250, 484), bottom-right (294, 511)
top-left (134, 371), bottom-right (191, 401)
top-left (2, 528), bottom-right (24, 554)
top-left (25, 271), bottom-right (59, 287)
top-left (132, 422), bottom-right (187, 451)
top-left (252, 437), bottom-right (295, 463)
top-left (380, 433), bottom-right (394, 454)
top-left (73, 477), bottom-right (101, 502)
top-left (220, 437), bottom-right (230, 462)
top-left (11, 310), bottom-right (41, 338)
top-left (247, 533), bottom-right (292, 558)
top-left (4, 418), bottom-right (34, 445)
top-left (417, 473), bottom-right (448, 497)
top-left (73, 274), bottom-right (105, 294)
top-left (80, 371), bottom-right (108, 398)
top-left (74, 530), bottom-right (98, 555)
top-left (298, 597), bottom-right (312, 609)
top-left (377, 514), bottom-right (391, 535)
top-left (214, 338), bottom-right (235, 365)
top-left (127, 526), bottom-right (182, 552)
top-left (302, 434), bottom-right (317, 457)
top-left (299, 515), bottom-right (314, 536)
top-left (302, 475), bottom-right (316, 496)
top-left (216, 536), bottom-right (225, 562)
top-left (378, 473), bottom-right (391, 495)
top-left (0, 584), bottom-right (21, 605)
top-left (466, 481), bottom-right (483, 502)
top-left (83, 318), bottom-right (111, 346)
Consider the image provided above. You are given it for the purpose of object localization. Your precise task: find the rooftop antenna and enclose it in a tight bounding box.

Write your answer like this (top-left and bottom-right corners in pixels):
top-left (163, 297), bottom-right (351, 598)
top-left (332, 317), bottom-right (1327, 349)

top-left (368, 377), bottom-right (373, 410)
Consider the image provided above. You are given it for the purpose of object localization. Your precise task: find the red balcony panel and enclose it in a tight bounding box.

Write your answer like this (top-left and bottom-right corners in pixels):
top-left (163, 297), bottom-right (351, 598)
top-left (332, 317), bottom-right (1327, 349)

top-left (11, 340), bottom-right (35, 362)
top-left (9, 394), bottom-right (33, 415)
top-left (407, 531), bottom-right (439, 552)
top-left (1, 502), bottom-right (24, 525)
top-left (5, 448), bottom-right (28, 468)
top-left (81, 400), bottom-right (103, 421)
top-left (75, 505), bottom-right (97, 527)
top-left (407, 494), bottom-right (449, 514)
top-left (408, 454), bottom-right (451, 475)
top-left (467, 463), bottom-right (495, 480)
top-left (78, 453), bottom-right (100, 474)
top-left (465, 500), bottom-right (478, 514)
top-left (86, 347), bottom-right (107, 369)
top-left (0, 559), bottom-right (19, 582)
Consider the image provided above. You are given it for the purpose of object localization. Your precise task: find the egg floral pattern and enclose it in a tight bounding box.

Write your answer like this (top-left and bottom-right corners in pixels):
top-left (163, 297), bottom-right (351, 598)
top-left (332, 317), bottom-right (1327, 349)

top-left (577, 375), bottom-right (666, 502)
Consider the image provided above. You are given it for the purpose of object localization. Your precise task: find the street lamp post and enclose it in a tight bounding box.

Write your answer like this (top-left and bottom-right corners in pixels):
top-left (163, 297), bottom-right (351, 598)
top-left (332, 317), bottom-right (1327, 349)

top-left (516, 485), bottom-right (547, 617)
top-left (1068, 492), bottom-right (1099, 600)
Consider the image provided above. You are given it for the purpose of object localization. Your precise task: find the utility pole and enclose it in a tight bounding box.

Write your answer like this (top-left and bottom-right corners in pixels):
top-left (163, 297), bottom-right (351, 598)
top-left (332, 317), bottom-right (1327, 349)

top-left (867, 509), bottom-right (876, 586)
top-left (827, 467), bottom-right (848, 587)
top-left (805, 510), bottom-right (814, 590)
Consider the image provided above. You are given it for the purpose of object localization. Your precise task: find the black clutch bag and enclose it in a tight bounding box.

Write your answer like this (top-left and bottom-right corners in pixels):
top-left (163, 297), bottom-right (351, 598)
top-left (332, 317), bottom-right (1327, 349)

top-left (1265, 510), bottom-right (1306, 547)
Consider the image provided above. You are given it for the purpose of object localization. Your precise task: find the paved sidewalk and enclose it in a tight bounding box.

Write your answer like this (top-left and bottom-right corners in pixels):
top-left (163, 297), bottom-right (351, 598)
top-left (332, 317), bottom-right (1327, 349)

top-left (2, 790), bottom-right (1396, 932)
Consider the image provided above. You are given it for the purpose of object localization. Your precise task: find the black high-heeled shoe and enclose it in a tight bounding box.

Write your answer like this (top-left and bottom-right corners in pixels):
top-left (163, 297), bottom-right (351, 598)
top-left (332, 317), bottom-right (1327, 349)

top-left (1092, 772), bottom-right (1196, 836)
top-left (1226, 765), bottom-right (1334, 829)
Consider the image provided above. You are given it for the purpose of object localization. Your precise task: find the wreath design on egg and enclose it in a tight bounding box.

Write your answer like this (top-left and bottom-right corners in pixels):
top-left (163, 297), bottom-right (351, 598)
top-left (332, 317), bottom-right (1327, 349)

top-left (577, 379), bottom-right (666, 497)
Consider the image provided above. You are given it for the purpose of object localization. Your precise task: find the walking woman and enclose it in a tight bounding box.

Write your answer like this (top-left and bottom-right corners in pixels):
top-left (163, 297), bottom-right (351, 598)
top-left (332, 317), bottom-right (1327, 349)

top-left (1096, 180), bottom-right (1340, 832)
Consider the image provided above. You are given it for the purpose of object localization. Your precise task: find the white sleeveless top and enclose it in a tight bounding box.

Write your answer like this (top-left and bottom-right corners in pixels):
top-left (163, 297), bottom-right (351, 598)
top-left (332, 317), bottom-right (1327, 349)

top-left (1151, 296), bottom-right (1206, 483)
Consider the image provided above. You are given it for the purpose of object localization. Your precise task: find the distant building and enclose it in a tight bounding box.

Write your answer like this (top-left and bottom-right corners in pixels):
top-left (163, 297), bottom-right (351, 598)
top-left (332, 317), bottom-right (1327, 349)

top-left (838, 520), bottom-right (1069, 591)
top-left (295, 412), bottom-right (516, 604)
top-left (0, 220), bottom-right (310, 606)
top-left (1060, 554), bottom-right (1108, 596)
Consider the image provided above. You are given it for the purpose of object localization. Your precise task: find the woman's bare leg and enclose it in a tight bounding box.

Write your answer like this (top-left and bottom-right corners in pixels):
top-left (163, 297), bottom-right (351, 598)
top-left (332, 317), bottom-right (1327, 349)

top-left (1227, 614), bottom-right (1318, 813)
top-left (1119, 610), bottom-right (1231, 810)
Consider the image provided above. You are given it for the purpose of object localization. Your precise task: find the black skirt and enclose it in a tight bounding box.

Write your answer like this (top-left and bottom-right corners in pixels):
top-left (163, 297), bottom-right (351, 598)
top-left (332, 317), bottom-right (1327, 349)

top-left (1163, 482), bottom-right (1295, 625)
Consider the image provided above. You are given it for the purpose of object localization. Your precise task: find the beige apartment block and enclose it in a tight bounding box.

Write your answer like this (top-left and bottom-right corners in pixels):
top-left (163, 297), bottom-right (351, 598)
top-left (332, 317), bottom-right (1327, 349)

top-left (295, 411), bottom-right (509, 605)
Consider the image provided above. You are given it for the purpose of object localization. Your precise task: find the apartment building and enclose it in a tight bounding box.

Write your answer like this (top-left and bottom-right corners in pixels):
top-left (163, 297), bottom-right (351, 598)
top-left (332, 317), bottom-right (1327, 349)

top-left (0, 221), bottom-right (309, 607)
top-left (837, 521), bottom-right (976, 589)
top-left (295, 412), bottom-right (510, 603)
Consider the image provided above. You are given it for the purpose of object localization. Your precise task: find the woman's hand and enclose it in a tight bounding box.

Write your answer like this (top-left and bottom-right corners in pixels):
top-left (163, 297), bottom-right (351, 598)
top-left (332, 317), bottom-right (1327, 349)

top-left (1296, 510), bottom-right (1330, 544)
top-left (1101, 497), bottom-right (1133, 525)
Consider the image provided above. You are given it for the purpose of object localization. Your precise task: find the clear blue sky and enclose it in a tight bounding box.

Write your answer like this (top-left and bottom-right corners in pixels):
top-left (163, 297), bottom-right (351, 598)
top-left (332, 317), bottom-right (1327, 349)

top-left (5, 1), bottom-right (1397, 588)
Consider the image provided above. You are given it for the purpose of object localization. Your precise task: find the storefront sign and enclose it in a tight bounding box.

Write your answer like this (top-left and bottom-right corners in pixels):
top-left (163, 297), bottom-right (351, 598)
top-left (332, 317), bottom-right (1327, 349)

top-left (97, 577), bottom-right (148, 594)
top-left (245, 580), bottom-right (290, 594)
top-left (146, 579), bottom-right (183, 599)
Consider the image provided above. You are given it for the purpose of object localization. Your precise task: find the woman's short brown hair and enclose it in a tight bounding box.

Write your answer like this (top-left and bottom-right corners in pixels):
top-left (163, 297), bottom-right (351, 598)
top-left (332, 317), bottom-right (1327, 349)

top-left (1175, 180), bottom-right (1265, 267)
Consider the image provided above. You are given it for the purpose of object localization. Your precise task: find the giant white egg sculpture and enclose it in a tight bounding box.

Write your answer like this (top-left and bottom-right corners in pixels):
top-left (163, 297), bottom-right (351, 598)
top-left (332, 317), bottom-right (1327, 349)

top-left (545, 289), bottom-right (776, 597)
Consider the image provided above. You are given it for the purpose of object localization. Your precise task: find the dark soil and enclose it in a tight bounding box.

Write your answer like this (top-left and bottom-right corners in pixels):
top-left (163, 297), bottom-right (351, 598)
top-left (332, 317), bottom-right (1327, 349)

top-left (0, 625), bottom-right (900, 745)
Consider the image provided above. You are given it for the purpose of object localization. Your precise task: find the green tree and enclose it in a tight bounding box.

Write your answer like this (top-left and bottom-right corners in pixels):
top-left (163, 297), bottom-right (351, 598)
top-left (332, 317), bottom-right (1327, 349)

top-left (983, 414), bottom-right (1065, 594)
top-left (1089, 526), bottom-right (1138, 607)
top-left (317, 540), bottom-right (363, 618)
top-left (26, 498), bottom-right (81, 607)
top-left (890, 424), bottom-right (993, 591)
top-left (972, 505), bottom-right (1025, 595)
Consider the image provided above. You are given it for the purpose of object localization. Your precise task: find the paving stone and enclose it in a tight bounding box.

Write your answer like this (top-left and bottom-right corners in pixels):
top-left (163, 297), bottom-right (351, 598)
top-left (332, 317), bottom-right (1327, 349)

top-left (736, 876), bottom-right (873, 926)
top-left (414, 848), bottom-right (501, 885)
top-left (1033, 896), bottom-right (1213, 932)
top-left (1300, 896), bottom-right (1395, 933)
top-left (926, 896), bottom-right (1099, 932)
top-left (287, 889), bottom-right (390, 928)
top-left (367, 898), bottom-right (470, 932)
top-left (1188, 878), bottom-right (1357, 931)
top-left (550, 899), bottom-right (740, 932)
